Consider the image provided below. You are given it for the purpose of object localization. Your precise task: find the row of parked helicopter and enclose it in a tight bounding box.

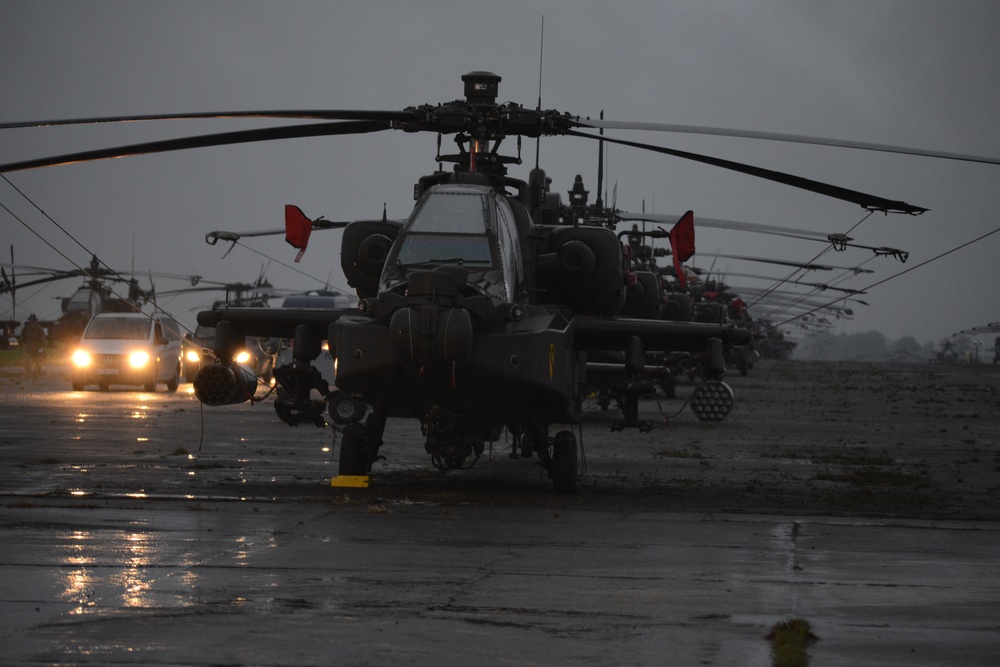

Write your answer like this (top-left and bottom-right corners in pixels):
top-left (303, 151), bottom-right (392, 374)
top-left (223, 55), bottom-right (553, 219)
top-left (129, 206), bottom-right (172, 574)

top-left (3, 204), bottom-right (786, 396)
top-left (1, 171), bottom-right (815, 492)
top-left (4, 173), bottom-right (864, 492)
top-left (4, 71), bottom-right (967, 492)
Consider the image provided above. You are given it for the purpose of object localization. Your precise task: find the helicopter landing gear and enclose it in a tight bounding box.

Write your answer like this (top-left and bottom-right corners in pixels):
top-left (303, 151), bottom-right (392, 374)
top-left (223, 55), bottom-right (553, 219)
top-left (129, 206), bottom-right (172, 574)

top-left (423, 406), bottom-right (485, 472)
top-left (543, 430), bottom-right (578, 494)
top-left (507, 427), bottom-right (534, 460)
top-left (609, 381), bottom-right (654, 433)
top-left (272, 362), bottom-right (329, 427)
top-left (659, 372), bottom-right (676, 399)
top-left (338, 423), bottom-right (370, 477)
top-left (328, 390), bottom-right (367, 424)
top-left (334, 407), bottom-right (387, 481)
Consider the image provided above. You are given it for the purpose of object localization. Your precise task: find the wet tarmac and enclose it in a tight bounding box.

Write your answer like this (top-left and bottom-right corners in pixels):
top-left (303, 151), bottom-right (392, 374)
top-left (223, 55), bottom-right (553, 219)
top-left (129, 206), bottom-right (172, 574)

top-left (1, 361), bottom-right (999, 665)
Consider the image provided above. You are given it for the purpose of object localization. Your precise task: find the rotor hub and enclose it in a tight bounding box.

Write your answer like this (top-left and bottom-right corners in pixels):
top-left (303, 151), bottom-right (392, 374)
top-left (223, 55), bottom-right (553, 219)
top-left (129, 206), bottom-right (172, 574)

top-left (462, 71), bottom-right (501, 105)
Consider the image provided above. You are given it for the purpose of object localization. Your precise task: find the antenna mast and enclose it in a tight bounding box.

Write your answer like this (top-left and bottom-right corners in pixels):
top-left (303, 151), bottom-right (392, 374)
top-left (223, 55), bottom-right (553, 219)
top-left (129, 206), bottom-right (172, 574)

top-left (596, 110), bottom-right (604, 211)
top-left (534, 16), bottom-right (545, 168)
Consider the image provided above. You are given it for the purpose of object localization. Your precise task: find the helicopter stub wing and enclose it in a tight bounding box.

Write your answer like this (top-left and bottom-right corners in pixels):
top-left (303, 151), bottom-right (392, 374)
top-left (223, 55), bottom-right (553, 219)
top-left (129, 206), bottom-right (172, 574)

top-left (572, 317), bottom-right (751, 353)
top-left (196, 306), bottom-right (355, 339)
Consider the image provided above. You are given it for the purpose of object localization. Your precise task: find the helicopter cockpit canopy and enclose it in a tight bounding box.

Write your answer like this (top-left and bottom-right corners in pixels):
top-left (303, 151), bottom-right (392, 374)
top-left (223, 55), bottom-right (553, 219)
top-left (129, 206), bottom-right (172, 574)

top-left (64, 287), bottom-right (103, 316)
top-left (380, 184), bottom-right (523, 302)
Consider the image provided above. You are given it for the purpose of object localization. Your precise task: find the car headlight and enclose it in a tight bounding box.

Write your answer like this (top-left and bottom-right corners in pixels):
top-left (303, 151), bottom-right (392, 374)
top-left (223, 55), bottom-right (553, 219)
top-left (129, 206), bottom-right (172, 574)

top-left (185, 349), bottom-right (201, 363)
top-left (128, 350), bottom-right (151, 369)
top-left (234, 350), bottom-right (251, 364)
top-left (71, 349), bottom-right (92, 368)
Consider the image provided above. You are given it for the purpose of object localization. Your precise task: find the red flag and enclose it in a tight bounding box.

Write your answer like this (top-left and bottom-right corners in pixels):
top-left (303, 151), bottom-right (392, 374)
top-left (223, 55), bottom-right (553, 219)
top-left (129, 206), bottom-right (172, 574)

top-left (669, 210), bottom-right (695, 288)
top-left (284, 205), bottom-right (313, 263)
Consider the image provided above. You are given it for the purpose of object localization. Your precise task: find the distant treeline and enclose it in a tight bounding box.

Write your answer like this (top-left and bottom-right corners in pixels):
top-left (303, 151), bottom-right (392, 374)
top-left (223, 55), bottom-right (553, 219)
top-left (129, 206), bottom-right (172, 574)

top-left (792, 331), bottom-right (977, 363)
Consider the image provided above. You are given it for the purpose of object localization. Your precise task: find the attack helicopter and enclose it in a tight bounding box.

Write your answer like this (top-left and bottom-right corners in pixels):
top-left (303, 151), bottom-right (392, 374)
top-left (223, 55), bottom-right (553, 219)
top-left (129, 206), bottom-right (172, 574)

top-left (3, 71), bottom-right (962, 492)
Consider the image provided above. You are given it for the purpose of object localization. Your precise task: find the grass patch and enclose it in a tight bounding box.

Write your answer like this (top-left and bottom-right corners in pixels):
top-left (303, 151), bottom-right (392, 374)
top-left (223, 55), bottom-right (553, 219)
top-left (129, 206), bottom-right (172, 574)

top-left (653, 449), bottom-right (703, 459)
top-left (0, 349), bottom-right (28, 368)
top-left (767, 618), bottom-right (817, 667)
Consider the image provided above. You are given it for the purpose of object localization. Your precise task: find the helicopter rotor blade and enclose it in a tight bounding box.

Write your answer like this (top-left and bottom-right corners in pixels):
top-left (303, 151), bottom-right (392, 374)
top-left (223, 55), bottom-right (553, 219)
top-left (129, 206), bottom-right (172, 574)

top-left (0, 269), bottom-right (89, 292)
top-left (0, 120), bottom-right (392, 173)
top-left (619, 212), bottom-right (908, 259)
top-left (720, 271), bottom-right (867, 295)
top-left (620, 211), bottom-right (829, 240)
top-left (0, 110), bottom-right (418, 130)
top-left (0, 83), bottom-right (942, 215)
top-left (573, 118), bottom-right (1000, 168)
top-left (146, 271), bottom-right (157, 307)
top-left (700, 253), bottom-right (842, 272)
top-left (564, 128), bottom-right (928, 215)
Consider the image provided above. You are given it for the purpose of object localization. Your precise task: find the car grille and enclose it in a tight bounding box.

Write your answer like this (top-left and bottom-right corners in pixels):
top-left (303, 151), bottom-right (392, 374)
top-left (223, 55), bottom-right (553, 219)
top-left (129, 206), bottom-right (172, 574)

top-left (96, 354), bottom-right (125, 369)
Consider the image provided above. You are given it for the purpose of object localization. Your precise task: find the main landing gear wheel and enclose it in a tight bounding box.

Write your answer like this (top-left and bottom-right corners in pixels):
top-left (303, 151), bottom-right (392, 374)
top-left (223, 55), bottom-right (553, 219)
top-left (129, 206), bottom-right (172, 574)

top-left (338, 423), bottom-right (369, 477)
top-left (550, 430), bottom-right (578, 494)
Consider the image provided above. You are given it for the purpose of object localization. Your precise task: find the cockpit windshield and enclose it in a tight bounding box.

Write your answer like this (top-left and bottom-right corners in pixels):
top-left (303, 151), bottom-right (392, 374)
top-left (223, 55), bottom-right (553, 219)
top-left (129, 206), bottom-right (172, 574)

top-left (389, 189), bottom-right (496, 268)
top-left (65, 288), bottom-right (97, 314)
top-left (380, 185), bottom-right (519, 300)
top-left (395, 234), bottom-right (492, 266)
top-left (408, 191), bottom-right (488, 234)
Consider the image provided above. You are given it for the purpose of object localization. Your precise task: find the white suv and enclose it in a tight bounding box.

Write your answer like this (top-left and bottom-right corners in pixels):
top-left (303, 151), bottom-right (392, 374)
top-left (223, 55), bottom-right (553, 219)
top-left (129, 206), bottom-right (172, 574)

top-left (70, 313), bottom-right (183, 391)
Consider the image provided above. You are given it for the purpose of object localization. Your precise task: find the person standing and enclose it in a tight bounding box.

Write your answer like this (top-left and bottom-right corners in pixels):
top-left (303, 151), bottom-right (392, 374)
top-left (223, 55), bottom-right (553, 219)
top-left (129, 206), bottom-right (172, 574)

top-left (20, 314), bottom-right (46, 376)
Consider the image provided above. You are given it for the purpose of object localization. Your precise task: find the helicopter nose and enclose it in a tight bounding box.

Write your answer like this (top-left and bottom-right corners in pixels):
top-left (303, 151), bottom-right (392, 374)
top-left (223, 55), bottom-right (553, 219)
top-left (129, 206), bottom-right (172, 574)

top-left (389, 305), bottom-right (473, 364)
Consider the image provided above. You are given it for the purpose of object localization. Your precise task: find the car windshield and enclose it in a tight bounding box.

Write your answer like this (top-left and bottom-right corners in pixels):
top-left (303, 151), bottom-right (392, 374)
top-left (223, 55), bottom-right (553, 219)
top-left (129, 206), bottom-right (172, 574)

top-left (84, 318), bottom-right (150, 340)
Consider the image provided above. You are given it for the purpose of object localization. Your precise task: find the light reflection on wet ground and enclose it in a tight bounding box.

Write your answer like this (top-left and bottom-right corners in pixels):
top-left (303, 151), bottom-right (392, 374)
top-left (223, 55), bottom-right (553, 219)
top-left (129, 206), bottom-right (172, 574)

top-left (1, 363), bottom-right (999, 665)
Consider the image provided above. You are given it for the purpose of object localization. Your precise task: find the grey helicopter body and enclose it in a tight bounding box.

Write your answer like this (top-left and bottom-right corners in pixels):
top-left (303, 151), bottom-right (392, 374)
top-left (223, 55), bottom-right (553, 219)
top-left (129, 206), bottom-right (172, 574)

top-left (193, 85), bottom-right (749, 490)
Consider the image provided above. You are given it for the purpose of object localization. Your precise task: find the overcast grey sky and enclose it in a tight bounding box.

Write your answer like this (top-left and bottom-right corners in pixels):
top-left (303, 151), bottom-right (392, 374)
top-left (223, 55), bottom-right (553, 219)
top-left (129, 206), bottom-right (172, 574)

top-left (2, 1), bottom-right (999, 345)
